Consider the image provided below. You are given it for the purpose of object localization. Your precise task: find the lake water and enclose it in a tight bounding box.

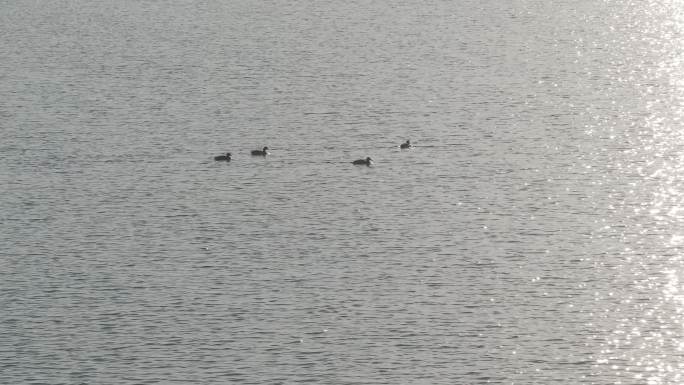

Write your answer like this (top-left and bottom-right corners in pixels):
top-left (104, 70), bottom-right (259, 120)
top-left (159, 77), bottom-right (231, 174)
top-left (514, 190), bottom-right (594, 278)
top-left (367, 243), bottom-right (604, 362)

top-left (2, 0), bottom-right (684, 383)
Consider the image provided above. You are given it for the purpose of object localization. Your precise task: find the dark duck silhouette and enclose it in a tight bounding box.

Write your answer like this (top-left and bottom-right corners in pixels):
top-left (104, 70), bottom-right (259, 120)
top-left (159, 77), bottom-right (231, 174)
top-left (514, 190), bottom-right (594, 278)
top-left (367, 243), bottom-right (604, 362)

top-left (352, 157), bottom-right (372, 166)
top-left (214, 152), bottom-right (231, 161)
top-left (400, 140), bottom-right (412, 149)
top-left (251, 146), bottom-right (269, 156)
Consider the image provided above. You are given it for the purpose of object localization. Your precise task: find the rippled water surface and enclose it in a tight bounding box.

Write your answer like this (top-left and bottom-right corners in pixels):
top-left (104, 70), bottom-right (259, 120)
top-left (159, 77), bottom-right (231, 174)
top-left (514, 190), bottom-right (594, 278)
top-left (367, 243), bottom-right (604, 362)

top-left (2, 0), bottom-right (684, 383)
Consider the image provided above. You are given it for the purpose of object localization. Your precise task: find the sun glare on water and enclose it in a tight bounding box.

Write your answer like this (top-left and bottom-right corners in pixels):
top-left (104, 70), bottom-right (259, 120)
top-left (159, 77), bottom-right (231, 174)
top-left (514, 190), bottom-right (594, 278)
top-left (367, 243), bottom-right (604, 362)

top-left (587, 0), bottom-right (684, 383)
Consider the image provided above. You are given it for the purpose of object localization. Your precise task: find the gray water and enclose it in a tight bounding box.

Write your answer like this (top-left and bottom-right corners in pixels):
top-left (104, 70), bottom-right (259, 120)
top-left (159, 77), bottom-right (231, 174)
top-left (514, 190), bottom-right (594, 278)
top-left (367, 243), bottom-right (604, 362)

top-left (2, 0), bottom-right (684, 383)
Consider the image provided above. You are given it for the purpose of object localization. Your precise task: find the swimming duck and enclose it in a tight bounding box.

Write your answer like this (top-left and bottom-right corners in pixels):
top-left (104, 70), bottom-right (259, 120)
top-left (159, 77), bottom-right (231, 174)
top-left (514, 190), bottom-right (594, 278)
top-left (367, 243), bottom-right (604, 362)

top-left (400, 140), bottom-right (411, 149)
top-left (352, 157), bottom-right (373, 166)
top-left (251, 146), bottom-right (269, 156)
top-left (214, 152), bottom-right (231, 161)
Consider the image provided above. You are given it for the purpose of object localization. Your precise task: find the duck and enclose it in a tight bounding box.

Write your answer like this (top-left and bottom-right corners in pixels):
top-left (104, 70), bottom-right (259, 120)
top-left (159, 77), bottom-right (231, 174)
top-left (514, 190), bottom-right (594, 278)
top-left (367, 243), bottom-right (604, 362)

top-left (251, 146), bottom-right (269, 156)
top-left (400, 140), bottom-right (412, 149)
top-left (214, 152), bottom-right (231, 161)
top-left (352, 157), bottom-right (373, 166)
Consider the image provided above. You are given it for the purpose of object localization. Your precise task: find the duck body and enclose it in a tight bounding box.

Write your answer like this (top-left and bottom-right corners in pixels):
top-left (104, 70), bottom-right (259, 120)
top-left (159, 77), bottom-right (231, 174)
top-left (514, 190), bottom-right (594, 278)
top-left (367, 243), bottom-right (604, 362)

top-left (400, 140), bottom-right (411, 149)
top-left (251, 146), bottom-right (269, 156)
top-left (352, 157), bottom-right (373, 166)
top-left (214, 152), bottom-right (232, 161)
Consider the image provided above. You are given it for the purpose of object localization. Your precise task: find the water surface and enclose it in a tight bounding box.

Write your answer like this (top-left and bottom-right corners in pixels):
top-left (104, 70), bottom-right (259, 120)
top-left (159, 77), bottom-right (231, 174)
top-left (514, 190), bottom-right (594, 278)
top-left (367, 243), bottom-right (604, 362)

top-left (2, 0), bottom-right (684, 383)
